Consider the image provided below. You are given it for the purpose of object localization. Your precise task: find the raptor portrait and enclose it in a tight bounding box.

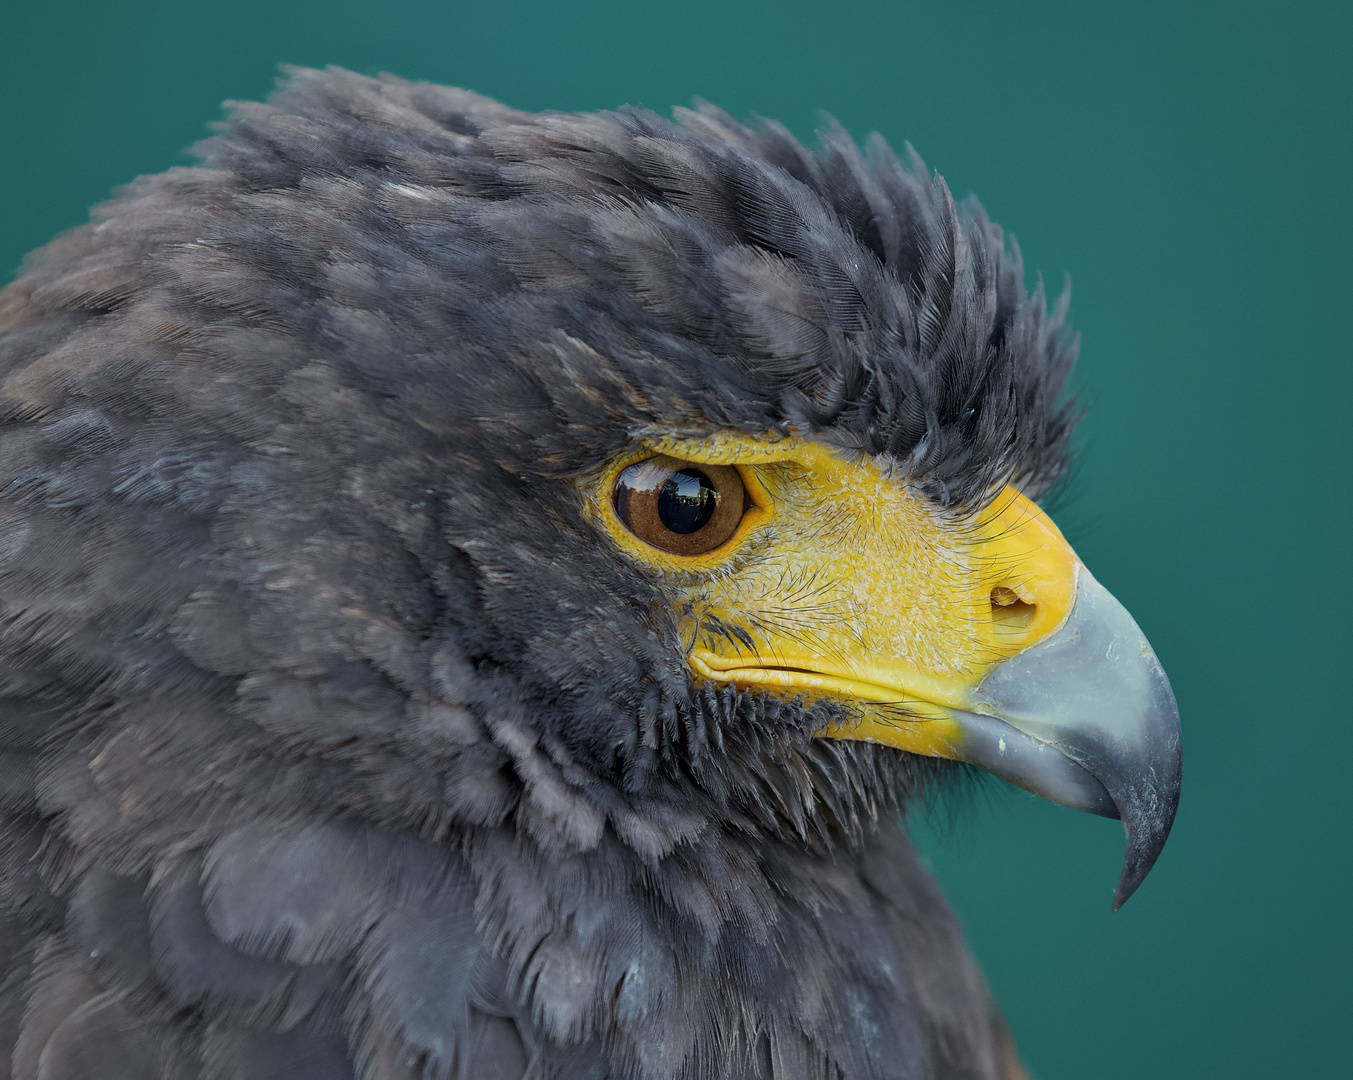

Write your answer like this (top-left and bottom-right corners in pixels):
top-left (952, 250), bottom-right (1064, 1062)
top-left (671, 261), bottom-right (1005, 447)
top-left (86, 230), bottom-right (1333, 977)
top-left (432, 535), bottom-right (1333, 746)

top-left (0, 68), bottom-right (1181, 1080)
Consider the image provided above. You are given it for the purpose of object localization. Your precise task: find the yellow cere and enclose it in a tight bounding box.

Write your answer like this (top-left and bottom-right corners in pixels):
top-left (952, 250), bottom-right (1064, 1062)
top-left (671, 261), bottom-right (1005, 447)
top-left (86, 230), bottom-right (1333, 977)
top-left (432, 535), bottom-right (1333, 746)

top-left (589, 433), bottom-right (1079, 761)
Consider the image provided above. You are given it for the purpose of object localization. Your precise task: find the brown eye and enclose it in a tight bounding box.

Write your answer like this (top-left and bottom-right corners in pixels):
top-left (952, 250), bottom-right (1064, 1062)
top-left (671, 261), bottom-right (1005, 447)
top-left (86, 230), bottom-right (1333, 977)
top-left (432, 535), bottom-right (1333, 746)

top-left (613, 455), bottom-right (747, 556)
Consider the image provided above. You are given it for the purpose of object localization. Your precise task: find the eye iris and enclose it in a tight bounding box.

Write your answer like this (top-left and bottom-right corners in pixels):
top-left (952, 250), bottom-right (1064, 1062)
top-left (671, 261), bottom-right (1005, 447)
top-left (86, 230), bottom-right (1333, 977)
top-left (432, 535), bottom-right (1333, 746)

top-left (658, 469), bottom-right (718, 534)
top-left (612, 455), bottom-right (747, 556)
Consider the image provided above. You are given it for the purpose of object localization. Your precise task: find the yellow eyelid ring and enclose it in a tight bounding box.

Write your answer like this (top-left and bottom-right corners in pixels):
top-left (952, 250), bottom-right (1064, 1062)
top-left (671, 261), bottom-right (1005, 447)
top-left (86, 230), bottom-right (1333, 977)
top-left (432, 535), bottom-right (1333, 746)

top-left (591, 447), bottom-right (772, 568)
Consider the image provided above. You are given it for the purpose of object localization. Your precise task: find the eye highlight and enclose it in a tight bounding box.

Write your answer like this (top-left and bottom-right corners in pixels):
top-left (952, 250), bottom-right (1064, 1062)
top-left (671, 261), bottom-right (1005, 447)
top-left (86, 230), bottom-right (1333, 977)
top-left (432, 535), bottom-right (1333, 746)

top-left (613, 455), bottom-right (747, 556)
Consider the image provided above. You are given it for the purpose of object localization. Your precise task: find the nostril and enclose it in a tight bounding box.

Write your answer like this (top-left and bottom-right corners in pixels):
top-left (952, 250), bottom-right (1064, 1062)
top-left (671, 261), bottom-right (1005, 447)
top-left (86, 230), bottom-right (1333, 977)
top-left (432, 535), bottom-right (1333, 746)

top-left (990, 585), bottom-right (1037, 634)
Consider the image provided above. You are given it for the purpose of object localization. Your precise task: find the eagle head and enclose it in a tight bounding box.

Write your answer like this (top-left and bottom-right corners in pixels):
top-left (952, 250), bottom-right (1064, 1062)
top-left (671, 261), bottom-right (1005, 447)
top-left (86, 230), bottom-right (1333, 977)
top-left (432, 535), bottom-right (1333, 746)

top-left (0, 67), bottom-right (1180, 1080)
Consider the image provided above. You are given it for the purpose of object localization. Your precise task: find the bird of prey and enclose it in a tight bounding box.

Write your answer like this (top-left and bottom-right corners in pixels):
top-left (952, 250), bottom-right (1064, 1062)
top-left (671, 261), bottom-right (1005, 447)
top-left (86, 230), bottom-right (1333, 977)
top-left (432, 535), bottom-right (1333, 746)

top-left (0, 68), bottom-right (1181, 1080)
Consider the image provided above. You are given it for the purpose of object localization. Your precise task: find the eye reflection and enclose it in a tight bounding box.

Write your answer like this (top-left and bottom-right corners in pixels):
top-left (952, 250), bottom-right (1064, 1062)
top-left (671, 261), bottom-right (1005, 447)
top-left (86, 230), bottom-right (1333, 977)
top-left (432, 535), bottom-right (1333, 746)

top-left (657, 469), bottom-right (718, 534)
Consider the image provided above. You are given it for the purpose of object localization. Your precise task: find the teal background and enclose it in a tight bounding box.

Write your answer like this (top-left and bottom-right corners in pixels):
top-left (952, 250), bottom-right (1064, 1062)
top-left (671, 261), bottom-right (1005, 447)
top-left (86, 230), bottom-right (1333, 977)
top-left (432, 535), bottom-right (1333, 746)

top-left (2, 2), bottom-right (1348, 1076)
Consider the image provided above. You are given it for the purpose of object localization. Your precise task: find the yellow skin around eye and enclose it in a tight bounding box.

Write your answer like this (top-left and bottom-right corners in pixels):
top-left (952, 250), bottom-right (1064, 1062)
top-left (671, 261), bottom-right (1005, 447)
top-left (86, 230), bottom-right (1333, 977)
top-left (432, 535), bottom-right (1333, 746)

top-left (588, 433), bottom-right (1078, 760)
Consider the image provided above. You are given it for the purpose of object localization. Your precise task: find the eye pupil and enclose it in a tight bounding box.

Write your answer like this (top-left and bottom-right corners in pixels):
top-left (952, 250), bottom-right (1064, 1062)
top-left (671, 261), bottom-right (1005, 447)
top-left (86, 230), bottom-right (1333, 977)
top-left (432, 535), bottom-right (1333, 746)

top-left (658, 470), bottom-right (718, 534)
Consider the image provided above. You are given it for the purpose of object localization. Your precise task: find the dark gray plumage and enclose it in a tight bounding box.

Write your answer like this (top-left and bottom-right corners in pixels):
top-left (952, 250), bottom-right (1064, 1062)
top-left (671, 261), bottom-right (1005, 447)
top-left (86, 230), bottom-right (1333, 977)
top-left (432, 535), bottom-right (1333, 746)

top-left (0, 67), bottom-right (1082, 1079)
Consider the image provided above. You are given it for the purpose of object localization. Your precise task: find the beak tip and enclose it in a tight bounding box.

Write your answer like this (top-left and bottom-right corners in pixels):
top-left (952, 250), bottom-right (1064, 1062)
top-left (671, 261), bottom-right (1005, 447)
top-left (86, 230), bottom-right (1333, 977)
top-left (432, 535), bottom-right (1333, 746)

top-left (1111, 859), bottom-right (1146, 911)
top-left (1109, 758), bottom-right (1182, 911)
top-left (1111, 848), bottom-right (1159, 911)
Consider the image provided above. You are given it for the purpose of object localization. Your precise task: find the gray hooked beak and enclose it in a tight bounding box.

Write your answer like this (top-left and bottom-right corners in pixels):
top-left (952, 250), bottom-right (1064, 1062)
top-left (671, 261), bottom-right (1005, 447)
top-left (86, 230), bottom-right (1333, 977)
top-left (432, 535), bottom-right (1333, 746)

top-left (953, 565), bottom-right (1183, 909)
